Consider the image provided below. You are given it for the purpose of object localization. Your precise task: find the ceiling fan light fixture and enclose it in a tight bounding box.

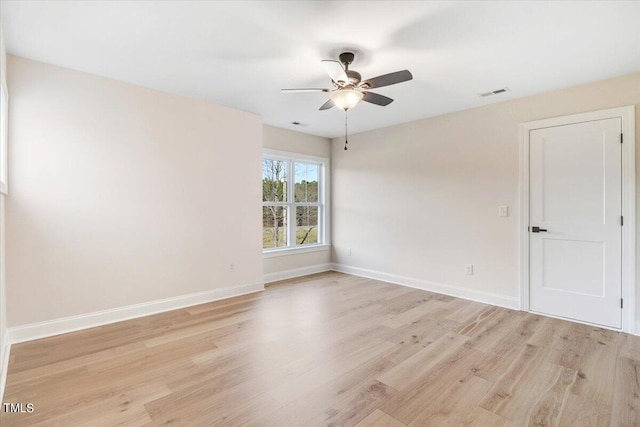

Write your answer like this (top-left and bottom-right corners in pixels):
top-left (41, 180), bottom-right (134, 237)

top-left (330, 88), bottom-right (364, 110)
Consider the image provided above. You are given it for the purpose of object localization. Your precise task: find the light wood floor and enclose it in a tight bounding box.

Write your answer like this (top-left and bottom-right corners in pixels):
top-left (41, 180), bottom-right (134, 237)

top-left (2, 272), bottom-right (639, 426)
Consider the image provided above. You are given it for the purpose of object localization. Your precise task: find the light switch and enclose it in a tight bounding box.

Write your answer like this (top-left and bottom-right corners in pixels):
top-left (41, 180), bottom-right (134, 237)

top-left (499, 205), bottom-right (509, 217)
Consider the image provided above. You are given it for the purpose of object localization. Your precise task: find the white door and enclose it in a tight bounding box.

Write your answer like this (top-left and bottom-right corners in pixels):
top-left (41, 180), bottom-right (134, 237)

top-left (529, 118), bottom-right (622, 329)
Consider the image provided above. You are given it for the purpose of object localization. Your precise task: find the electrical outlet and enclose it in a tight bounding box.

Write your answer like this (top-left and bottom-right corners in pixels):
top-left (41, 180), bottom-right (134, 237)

top-left (465, 264), bottom-right (474, 275)
top-left (348, 248), bottom-right (352, 256)
top-left (499, 205), bottom-right (509, 217)
top-left (229, 263), bottom-right (235, 272)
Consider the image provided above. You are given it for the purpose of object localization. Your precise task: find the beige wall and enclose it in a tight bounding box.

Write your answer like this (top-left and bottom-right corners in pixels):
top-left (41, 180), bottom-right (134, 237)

top-left (262, 125), bottom-right (331, 280)
top-left (332, 73), bottom-right (640, 310)
top-left (0, 24), bottom-right (7, 388)
top-left (6, 56), bottom-right (264, 326)
top-left (263, 125), bottom-right (330, 158)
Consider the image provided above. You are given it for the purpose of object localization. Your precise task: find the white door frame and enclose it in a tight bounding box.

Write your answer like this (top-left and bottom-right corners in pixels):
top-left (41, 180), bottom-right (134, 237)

top-left (519, 106), bottom-right (636, 334)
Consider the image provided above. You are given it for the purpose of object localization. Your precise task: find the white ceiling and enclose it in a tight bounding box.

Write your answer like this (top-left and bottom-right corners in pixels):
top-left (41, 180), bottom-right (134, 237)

top-left (1, 1), bottom-right (639, 138)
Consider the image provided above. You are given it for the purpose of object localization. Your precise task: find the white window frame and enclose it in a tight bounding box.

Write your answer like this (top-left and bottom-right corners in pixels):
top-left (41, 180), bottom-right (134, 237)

top-left (0, 79), bottom-right (7, 195)
top-left (262, 149), bottom-right (330, 256)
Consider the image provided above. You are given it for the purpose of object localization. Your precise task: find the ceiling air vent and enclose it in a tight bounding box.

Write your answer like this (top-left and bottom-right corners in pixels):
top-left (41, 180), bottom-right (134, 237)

top-left (480, 87), bottom-right (510, 97)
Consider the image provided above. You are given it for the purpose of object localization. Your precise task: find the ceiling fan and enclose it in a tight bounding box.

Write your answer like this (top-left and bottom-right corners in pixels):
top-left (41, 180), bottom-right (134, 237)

top-left (282, 52), bottom-right (413, 111)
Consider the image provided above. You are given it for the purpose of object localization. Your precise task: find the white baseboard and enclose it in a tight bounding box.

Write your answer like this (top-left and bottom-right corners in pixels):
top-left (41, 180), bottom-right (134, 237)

top-left (264, 263), bottom-right (332, 284)
top-left (331, 263), bottom-right (520, 310)
top-left (0, 333), bottom-right (10, 403)
top-left (7, 282), bottom-right (264, 345)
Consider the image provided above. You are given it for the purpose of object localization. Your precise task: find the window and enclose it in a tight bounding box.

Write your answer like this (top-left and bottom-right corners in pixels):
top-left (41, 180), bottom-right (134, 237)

top-left (262, 151), bottom-right (328, 251)
top-left (0, 79), bottom-right (7, 194)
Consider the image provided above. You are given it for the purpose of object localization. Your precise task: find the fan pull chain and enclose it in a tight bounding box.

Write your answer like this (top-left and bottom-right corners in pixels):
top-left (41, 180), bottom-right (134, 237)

top-left (344, 110), bottom-right (348, 151)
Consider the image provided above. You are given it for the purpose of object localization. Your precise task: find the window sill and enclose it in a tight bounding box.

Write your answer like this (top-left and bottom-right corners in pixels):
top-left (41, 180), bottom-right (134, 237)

top-left (263, 244), bottom-right (331, 259)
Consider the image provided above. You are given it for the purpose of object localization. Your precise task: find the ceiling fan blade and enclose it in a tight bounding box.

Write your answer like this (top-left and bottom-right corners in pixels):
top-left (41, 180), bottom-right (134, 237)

top-left (281, 88), bottom-right (330, 93)
top-left (319, 99), bottom-right (335, 110)
top-left (321, 60), bottom-right (348, 85)
top-left (362, 91), bottom-right (394, 106)
top-left (361, 70), bottom-right (413, 89)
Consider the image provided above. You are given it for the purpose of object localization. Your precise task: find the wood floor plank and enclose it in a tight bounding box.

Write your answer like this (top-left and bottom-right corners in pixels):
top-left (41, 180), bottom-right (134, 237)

top-left (620, 332), bottom-right (640, 361)
top-left (377, 332), bottom-right (468, 389)
top-left (569, 331), bottom-right (618, 407)
top-left (527, 366), bottom-right (577, 427)
top-left (381, 298), bottom-right (448, 329)
top-left (267, 338), bottom-right (396, 406)
top-left (610, 356), bottom-right (640, 426)
top-left (380, 344), bottom-right (485, 424)
top-left (556, 393), bottom-right (611, 427)
top-left (407, 374), bottom-right (491, 426)
top-left (479, 345), bottom-right (559, 420)
top-left (355, 409), bottom-right (406, 427)
top-left (1, 271), bottom-right (639, 426)
top-left (380, 318), bottom-right (455, 364)
top-left (546, 321), bottom-right (594, 370)
top-left (445, 300), bottom-right (490, 324)
top-left (527, 317), bottom-right (562, 348)
top-left (464, 406), bottom-right (510, 427)
top-left (302, 378), bottom-right (395, 426)
top-left (252, 356), bottom-right (395, 427)
top-left (6, 341), bottom-right (146, 387)
top-left (468, 315), bottom-right (546, 384)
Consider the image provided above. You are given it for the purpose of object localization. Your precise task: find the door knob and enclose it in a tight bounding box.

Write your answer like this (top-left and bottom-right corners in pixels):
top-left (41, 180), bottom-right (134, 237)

top-left (531, 226), bottom-right (548, 233)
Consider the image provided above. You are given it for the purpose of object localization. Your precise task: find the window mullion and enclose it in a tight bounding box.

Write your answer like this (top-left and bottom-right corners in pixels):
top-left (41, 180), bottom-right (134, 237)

top-left (288, 161), bottom-right (295, 247)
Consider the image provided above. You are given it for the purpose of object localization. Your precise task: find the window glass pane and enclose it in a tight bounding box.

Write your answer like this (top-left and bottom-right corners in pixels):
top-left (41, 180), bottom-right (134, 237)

top-left (263, 206), bottom-right (288, 249)
top-left (262, 159), bottom-right (287, 202)
top-left (294, 162), bottom-right (319, 202)
top-left (296, 206), bottom-right (318, 245)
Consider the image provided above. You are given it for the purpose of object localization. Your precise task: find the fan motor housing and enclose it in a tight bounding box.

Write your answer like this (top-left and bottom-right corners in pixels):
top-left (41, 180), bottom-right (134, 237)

top-left (346, 70), bottom-right (361, 85)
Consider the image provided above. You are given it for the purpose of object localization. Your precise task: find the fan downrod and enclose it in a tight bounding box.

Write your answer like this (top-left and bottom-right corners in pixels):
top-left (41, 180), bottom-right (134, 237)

top-left (338, 52), bottom-right (355, 69)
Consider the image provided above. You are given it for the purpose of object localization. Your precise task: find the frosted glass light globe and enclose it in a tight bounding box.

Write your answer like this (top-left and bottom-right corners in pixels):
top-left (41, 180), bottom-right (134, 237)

top-left (330, 88), bottom-right (364, 110)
